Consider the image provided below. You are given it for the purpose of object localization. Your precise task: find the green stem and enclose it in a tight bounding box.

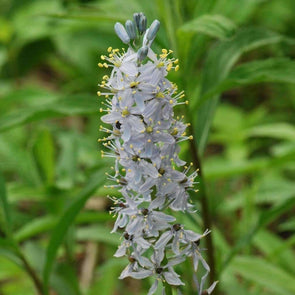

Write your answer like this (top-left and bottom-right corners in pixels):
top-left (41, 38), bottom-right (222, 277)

top-left (9, 238), bottom-right (44, 295)
top-left (189, 126), bottom-right (217, 289)
top-left (164, 282), bottom-right (173, 295)
top-left (17, 250), bottom-right (44, 295)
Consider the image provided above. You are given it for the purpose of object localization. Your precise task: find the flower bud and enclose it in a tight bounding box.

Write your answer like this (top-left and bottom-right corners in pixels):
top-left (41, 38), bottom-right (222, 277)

top-left (137, 46), bottom-right (148, 62)
top-left (138, 14), bottom-right (147, 34)
top-left (133, 13), bottom-right (140, 29)
top-left (147, 20), bottom-right (160, 41)
top-left (114, 22), bottom-right (130, 44)
top-left (125, 20), bottom-right (136, 40)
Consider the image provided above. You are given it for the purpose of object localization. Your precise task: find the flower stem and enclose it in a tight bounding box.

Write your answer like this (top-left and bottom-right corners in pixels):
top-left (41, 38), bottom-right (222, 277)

top-left (189, 126), bottom-right (217, 289)
top-left (164, 282), bottom-right (173, 295)
top-left (18, 251), bottom-right (44, 295)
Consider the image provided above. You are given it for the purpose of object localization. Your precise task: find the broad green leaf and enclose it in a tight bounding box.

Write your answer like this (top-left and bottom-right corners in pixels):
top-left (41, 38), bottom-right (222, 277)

top-left (0, 173), bottom-right (11, 234)
top-left (199, 58), bottom-right (295, 105)
top-left (32, 129), bottom-right (55, 186)
top-left (43, 168), bottom-right (106, 294)
top-left (0, 94), bottom-right (98, 132)
top-left (204, 147), bottom-right (295, 180)
top-left (178, 14), bottom-right (237, 40)
top-left (194, 27), bottom-right (288, 156)
top-left (221, 198), bottom-right (295, 271)
top-left (56, 134), bottom-right (78, 189)
top-left (247, 122), bottom-right (295, 141)
top-left (14, 216), bottom-right (56, 243)
top-left (76, 225), bottom-right (119, 246)
top-left (231, 256), bottom-right (295, 295)
top-left (88, 259), bottom-right (125, 295)
top-left (14, 212), bottom-right (112, 243)
top-left (253, 230), bottom-right (295, 274)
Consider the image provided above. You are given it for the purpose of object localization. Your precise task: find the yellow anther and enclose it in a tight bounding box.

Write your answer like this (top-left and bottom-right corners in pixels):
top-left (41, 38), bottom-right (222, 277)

top-left (127, 169), bottom-right (132, 172)
top-left (122, 109), bottom-right (129, 117)
top-left (98, 63), bottom-right (104, 67)
top-left (97, 91), bottom-right (101, 96)
top-left (107, 47), bottom-right (112, 52)
top-left (118, 96), bottom-right (122, 101)
top-left (175, 65), bottom-right (180, 71)
top-left (147, 139), bottom-right (152, 143)
top-left (156, 92), bottom-right (165, 98)
top-left (167, 63), bottom-right (173, 71)
top-left (146, 126), bottom-right (153, 133)
top-left (157, 62), bottom-right (165, 68)
top-left (99, 108), bottom-right (103, 112)
top-left (132, 90), bottom-right (136, 94)
top-left (130, 144), bottom-right (133, 148)
top-left (189, 135), bottom-right (193, 140)
top-left (171, 128), bottom-right (178, 136)
top-left (185, 100), bottom-right (189, 105)
top-left (169, 99), bottom-right (174, 104)
top-left (162, 49), bottom-right (168, 54)
top-left (174, 59), bottom-right (179, 64)
top-left (101, 55), bottom-right (106, 60)
top-left (103, 63), bottom-right (108, 68)
top-left (130, 81), bottom-right (139, 88)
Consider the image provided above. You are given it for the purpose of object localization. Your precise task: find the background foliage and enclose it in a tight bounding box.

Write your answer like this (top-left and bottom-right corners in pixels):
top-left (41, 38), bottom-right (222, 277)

top-left (0, 0), bottom-right (295, 294)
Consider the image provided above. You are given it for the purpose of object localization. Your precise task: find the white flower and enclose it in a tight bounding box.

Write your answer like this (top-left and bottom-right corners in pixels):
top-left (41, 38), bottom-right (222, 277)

top-left (99, 12), bottom-right (215, 295)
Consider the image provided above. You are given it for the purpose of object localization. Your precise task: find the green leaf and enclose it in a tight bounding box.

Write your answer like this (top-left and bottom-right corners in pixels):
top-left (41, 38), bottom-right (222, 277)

top-left (194, 27), bottom-right (288, 156)
top-left (14, 216), bottom-right (56, 243)
top-left (88, 259), bottom-right (125, 295)
top-left (200, 58), bottom-right (295, 104)
top-left (76, 225), bottom-right (119, 246)
top-left (231, 256), bottom-right (295, 294)
top-left (0, 94), bottom-right (98, 132)
top-left (178, 14), bottom-right (237, 40)
top-left (221, 198), bottom-right (295, 272)
top-left (247, 122), bottom-right (295, 141)
top-left (0, 172), bottom-right (11, 235)
top-left (253, 230), bottom-right (295, 275)
top-left (43, 168), bottom-right (106, 294)
top-left (204, 147), bottom-right (295, 180)
top-left (32, 129), bottom-right (56, 186)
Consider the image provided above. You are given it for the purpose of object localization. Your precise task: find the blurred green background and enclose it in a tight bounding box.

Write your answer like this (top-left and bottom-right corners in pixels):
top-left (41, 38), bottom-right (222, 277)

top-left (0, 0), bottom-right (295, 294)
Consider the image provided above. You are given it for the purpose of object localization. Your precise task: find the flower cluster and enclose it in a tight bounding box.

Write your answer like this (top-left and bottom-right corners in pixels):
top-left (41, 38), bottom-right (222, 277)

top-left (98, 12), bottom-right (216, 295)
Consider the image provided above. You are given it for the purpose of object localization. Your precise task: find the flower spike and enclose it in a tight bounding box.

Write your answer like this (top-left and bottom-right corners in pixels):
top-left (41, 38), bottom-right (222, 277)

top-left (98, 12), bottom-right (216, 295)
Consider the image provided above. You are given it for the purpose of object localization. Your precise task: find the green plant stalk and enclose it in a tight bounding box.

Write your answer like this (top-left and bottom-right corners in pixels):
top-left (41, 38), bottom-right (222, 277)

top-left (18, 251), bottom-right (44, 295)
top-left (7, 237), bottom-right (44, 295)
top-left (189, 131), bottom-right (217, 288)
top-left (164, 282), bottom-right (173, 295)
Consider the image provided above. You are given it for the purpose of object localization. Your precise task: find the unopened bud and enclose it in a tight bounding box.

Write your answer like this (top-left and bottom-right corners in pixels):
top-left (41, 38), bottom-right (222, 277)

top-left (137, 46), bottom-right (148, 62)
top-left (114, 22), bottom-right (130, 44)
top-left (147, 20), bottom-right (160, 41)
top-left (138, 14), bottom-right (147, 34)
top-left (125, 20), bottom-right (136, 40)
